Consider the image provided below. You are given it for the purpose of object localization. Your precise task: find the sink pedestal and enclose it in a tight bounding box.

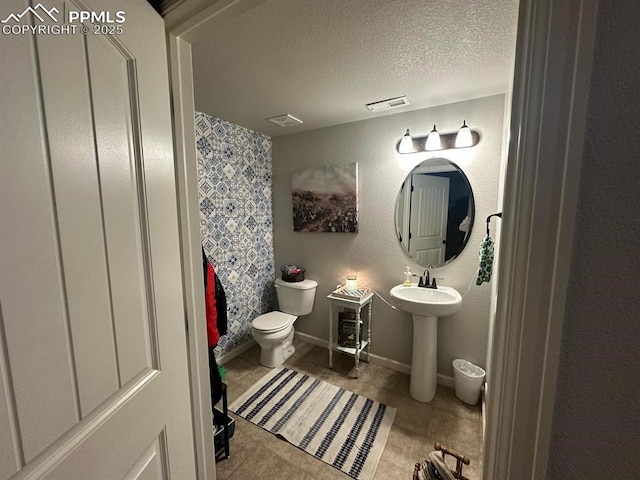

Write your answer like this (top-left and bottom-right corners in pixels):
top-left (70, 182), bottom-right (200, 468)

top-left (389, 284), bottom-right (462, 403)
top-left (410, 314), bottom-right (438, 402)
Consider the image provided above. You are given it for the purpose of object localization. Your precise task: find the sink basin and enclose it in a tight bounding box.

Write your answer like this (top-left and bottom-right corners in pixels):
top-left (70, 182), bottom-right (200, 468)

top-left (390, 285), bottom-right (462, 317)
top-left (390, 284), bottom-right (462, 402)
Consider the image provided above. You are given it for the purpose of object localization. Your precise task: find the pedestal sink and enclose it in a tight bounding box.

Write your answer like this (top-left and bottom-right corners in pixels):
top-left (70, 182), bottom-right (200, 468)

top-left (390, 284), bottom-right (462, 402)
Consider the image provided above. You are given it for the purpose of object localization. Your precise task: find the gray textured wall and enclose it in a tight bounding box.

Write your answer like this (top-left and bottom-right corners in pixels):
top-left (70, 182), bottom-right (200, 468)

top-left (272, 95), bottom-right (506, 377)
top-left (547, 1), bottom-right (640, 476)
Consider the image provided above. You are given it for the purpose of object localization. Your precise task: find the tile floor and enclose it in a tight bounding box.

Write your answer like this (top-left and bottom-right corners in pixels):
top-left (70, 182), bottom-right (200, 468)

top-left (214, 339), bottom-right (483, 479)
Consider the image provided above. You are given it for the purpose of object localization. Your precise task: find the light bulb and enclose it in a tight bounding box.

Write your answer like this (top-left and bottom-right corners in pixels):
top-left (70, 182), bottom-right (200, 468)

top-left (425, 125), bottom-right (441, 151)
top-left (455, 120), bottom-right (473, 148)
top-left (399, 129), bottom-right (413, 153)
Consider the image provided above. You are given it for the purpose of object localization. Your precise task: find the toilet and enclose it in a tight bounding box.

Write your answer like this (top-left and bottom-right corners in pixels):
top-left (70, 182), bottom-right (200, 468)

top-left (251, 277), bottom-right (317, 368)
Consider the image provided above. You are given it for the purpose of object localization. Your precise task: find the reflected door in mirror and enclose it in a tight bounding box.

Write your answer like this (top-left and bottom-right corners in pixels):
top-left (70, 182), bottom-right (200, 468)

top-left (409, 174), bottom-right (449, 266)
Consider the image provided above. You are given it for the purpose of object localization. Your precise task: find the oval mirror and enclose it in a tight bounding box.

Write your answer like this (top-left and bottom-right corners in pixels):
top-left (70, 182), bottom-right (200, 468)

top-left (394, 158), bottom-right (475, 267)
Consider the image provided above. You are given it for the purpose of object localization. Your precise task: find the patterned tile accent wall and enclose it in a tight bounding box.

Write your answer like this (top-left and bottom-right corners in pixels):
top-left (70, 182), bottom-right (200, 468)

top-left (195, 111), bottom-right (275, 356)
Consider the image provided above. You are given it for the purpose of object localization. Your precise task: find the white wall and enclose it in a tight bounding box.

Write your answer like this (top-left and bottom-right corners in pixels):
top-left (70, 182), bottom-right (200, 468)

top-left (546, 1), bottom-right (640, 476)
top-left (272, 94), bottom-right (506, 377)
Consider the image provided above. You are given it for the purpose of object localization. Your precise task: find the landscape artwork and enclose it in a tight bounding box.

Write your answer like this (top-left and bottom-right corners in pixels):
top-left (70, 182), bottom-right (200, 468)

top-left (291, 162), bottom-right (359, 232)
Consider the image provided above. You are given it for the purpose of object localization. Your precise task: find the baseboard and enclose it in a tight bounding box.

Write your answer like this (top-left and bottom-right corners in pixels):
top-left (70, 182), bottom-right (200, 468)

top-left (437, 373), bottom-right (455, 388)
top-left (221, 333), bottom-right (459, 390)
top-left (294, 331), bottom-right (327, 350)
top-left (216, 339), bottom-right (257, 365)
top-left (369, 352), bottom-right (411, 375)
top-left (294, 331), bottom-right (458, 386)
top-left (223, 332), bottom-right (458, 389)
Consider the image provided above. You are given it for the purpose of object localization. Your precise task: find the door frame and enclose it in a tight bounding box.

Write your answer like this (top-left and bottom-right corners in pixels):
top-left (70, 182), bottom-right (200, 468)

top-left (165, 0), bottom-right (599, 478)
top-left (484, 0), bottom-right (598, 478)
top-left (165, 3), bottom-right (271, 479)
top-left (167, 34), bottom-right (216, 480)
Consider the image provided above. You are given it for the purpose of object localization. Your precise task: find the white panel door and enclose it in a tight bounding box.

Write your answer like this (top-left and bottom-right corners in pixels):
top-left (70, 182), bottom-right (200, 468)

top-left (0, 1), bottom-right (196, 479)
top-left (408, 174), bottom-right (450, 266)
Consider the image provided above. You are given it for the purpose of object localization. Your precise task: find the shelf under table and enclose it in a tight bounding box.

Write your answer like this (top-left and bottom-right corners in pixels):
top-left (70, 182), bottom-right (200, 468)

top-left (333, 340), bottom-right (370, 356)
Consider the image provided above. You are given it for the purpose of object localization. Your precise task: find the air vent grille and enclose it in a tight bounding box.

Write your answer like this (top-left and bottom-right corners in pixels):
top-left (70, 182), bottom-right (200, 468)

top-left (366, 96), bottom-right (410, 112)
top-left (266, 114), bottom-right (304, 127)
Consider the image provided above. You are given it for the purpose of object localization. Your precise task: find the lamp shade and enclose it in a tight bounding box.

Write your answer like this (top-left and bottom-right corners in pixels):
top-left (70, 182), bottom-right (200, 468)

top-left (399, 129), bottom-right (413, 153)
top-left (425, 125), bottom-right (441, 151)
top-left (345, 274), bottom-right (358, 293)
top-left (455, 120), bottom-right (473, 148)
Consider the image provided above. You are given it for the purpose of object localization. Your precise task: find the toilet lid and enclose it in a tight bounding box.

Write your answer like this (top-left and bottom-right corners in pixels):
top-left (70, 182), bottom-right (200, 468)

top-left (252, 311), bottom-right (296, 332)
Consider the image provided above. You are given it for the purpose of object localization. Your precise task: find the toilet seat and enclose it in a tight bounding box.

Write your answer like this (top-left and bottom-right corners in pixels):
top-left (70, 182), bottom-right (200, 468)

top-left (252, 311), bottom-right (296, 333)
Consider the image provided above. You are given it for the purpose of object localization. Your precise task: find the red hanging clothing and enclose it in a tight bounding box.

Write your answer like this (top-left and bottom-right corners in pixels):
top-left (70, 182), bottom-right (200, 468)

top-left (205, 262), bottom-right (220, 347)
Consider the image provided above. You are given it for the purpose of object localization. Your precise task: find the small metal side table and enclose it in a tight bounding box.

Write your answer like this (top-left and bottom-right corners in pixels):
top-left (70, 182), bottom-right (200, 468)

top-left (327, 290), bottom-right (374, 379)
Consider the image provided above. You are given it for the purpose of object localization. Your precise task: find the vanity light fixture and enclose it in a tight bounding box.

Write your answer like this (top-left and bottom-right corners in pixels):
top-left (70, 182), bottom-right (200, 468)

top-left (455, 120), bottom-right (473, 148)
top-left (396, 121), bottom-right (480, 154)
top-left (399, 129), bottom-right (414, 153)
top-left (425, 125), bottom-right (441, 151)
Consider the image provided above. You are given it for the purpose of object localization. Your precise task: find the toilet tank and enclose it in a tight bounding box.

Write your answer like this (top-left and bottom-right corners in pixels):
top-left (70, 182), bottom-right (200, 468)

top-left (275, 278), bottom-right (317, 316)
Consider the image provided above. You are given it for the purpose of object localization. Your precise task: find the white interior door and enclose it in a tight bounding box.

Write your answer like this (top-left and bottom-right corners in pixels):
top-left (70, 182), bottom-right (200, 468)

top-left (0, 1), bottom-right (197, 479)
top-left (408, 174), bottom-right (450, 266)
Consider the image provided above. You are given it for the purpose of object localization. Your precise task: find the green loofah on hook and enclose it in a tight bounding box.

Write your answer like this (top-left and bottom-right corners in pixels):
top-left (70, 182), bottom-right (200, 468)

top-left (218, 364), bottom-right (227, 381)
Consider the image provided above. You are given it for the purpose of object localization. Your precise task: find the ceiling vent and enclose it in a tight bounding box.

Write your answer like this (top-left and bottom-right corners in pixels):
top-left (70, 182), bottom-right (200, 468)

top-left (266, 114), bottom-right (304, 127)
top-left (365, 96), bottom-right (411, 112)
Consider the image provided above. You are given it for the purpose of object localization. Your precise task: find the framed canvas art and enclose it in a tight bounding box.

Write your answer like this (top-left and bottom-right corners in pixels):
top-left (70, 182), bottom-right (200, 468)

top-left (291, 162), bottom-right (358, 232)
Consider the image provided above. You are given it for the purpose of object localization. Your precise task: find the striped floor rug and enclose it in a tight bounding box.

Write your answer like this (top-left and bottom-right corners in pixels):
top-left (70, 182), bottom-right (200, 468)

top-left (229, 367), bottom-right (396, 480)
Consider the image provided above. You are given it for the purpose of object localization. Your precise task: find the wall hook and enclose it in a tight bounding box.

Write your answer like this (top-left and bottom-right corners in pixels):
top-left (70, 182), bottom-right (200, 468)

top-left (486, 212), bottom-right (502, 236)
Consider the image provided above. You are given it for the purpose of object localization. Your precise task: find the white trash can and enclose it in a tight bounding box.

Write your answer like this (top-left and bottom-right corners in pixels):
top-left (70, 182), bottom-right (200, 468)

top-left (453, 359), bottom-right (486, 405)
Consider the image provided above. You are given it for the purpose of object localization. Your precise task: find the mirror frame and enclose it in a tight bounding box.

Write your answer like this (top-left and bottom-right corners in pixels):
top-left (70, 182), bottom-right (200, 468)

top-left (394, 158), bottom-right (475, 267)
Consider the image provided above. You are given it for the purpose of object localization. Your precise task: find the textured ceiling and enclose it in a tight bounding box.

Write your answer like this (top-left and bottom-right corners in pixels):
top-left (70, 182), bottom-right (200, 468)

top-left (190, 0), bottom-right (520, 137)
